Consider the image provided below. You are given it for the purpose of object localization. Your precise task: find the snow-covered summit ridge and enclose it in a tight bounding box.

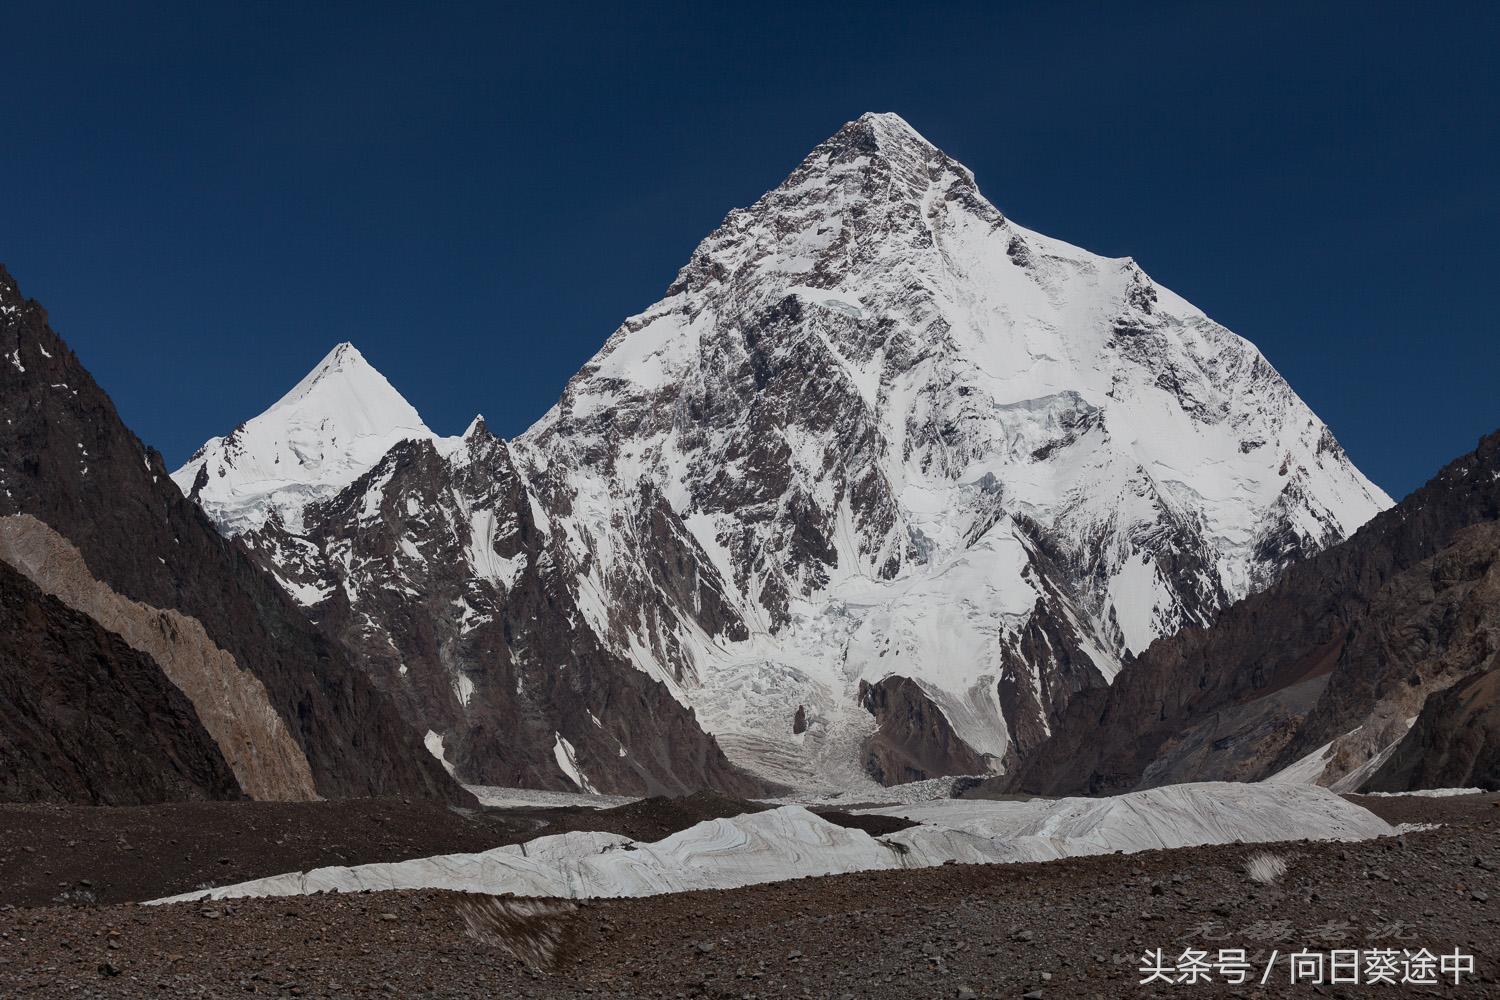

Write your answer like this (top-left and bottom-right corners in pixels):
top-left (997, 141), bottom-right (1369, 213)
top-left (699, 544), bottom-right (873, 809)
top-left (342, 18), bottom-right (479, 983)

top-left (171, 342), bottom-right (452, 534)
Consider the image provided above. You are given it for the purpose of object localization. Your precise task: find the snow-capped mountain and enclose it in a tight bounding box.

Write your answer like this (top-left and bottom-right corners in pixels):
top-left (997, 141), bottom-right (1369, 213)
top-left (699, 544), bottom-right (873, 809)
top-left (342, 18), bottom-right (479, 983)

top-left (181, 343), bottom-right (440, 537)
top-left (174, 113), bottom-right (1391, 793)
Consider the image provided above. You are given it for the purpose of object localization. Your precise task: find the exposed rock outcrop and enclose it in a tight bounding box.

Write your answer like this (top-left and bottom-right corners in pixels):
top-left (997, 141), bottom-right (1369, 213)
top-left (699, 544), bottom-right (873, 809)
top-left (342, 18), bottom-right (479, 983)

top-left (0, 559), bottom-right (241, 804)
top-left (0, 514), bottom-right (318, 801)
top-left (858, 677), bottom-right (990, 784)
top-left (1366, 669), bottom-right (1500, 792)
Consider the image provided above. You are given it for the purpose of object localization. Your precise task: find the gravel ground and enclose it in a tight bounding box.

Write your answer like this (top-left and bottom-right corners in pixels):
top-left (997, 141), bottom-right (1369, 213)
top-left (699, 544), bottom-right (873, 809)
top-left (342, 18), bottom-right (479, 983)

top-left (0, 799), bottom-right (522, 909)
top-left (0, 794), bottom-right (1495, 998)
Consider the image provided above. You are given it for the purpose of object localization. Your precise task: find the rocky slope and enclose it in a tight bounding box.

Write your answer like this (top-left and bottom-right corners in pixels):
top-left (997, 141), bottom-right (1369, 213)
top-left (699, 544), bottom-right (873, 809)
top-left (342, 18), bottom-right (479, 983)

top-left (0, 514), bottom-right (318, 801)
top-left (1368, 664), bottom-right (1500, 792)
top-left (1006, 429), bottom-right (1500, 796)
top-left (176, 114), bottom-right (1389, 791)
top-left (254, 420), bottom-right (761, 796)
top-left (0, 558), bottom-right (241, 805)
top-left (0, 265), bottom-right (467, 804)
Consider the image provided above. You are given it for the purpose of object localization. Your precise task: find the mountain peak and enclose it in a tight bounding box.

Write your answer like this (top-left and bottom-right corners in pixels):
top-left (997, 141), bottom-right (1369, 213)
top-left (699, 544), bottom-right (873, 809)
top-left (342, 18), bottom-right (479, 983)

top-left (171, 342), bottom-right (434, 534)
top-left (319, 341), bottom-right (364, 369)
top-left (272, 342), bottom-right (400, 413)
top-left (847, 111), bottom-right (930, 145)
top-left (812, 111), bottom-right (945, 171)
top-left (462, 414), bottom-right (489, 439)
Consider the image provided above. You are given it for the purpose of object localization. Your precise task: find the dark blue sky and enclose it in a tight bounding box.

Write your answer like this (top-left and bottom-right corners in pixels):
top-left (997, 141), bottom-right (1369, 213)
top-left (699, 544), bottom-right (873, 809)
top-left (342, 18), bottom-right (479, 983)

top-left (3, 2), bottom-right (1495, 498)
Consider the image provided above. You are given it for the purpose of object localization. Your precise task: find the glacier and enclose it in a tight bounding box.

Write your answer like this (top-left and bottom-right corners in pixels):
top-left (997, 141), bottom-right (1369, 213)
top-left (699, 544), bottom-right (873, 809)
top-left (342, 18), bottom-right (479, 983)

top-left (147, 783), bottom-right (1397, 905)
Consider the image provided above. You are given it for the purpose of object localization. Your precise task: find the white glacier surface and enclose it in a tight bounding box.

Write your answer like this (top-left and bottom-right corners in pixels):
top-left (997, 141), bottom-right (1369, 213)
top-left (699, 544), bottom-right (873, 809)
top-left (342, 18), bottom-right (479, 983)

top-left (148, 783), bottom-right (1394, 905)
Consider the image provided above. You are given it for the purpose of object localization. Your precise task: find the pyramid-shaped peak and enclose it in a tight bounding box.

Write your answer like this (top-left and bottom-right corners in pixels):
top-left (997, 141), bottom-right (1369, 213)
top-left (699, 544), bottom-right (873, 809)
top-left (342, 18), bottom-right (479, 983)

top-left (773, 111), bottom-right (980, 204)
top-left (320, 341), bottom-right (365, 367)
top-left (824, 111), bottom-right (940, 158)
top-left (171, 341), bottom-right (435, 533)
top-left (270, 342), bottom-right (419, 424)
top-left (287, 341), bottom-right (375, 392)
top-left (855, 111), bottom-right (929, 141)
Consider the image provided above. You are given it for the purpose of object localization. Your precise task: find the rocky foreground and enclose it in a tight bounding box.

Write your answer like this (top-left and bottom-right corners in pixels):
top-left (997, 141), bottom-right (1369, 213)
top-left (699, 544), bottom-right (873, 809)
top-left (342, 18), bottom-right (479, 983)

top-left (0, 794), bottom-right (1495, 998)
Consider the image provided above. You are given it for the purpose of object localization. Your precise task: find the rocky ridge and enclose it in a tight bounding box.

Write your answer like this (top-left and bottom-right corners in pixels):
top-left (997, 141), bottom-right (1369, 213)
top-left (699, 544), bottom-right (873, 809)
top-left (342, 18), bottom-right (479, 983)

top-left (1005, 429), bottom-right (1500, 796)
top-left (0, 514), bottom-right (318, 801)
top-left (0, 558), bottom-right (241, 805)
top-left (0, 264), bottom-right (467, 804)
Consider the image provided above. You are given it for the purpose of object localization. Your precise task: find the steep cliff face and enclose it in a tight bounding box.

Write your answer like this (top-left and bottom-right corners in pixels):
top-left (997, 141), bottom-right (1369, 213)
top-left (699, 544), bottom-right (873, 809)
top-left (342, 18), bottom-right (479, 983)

top-left (175, 114), bottom-right (1389, 791)
top-left (0, 559), bottom-right (241, 805)
top-left (857, 676), bottom-right (989, 785)
top-left (0, 515), bottom-right (318, 801)
top-left (0, 265), bottom-right (467, 804)
top-left (1004, 430), bottom-right (1500, 796)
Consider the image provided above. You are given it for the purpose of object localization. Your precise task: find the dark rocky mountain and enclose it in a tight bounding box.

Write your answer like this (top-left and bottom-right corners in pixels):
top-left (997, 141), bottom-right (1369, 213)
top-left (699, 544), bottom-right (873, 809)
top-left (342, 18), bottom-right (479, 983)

top-left (235, 425), bottom-right (765, 796)
top-left (0, 559), bottom-right (241, 805)
top-left (1004, 429), bottom-right (1500, 796)
top-left (857, 676), bottom-right (989, 784)
top-left (0, 265), bottom-right (468, 804)
top-left (0, 513), bottom-right (319, 801)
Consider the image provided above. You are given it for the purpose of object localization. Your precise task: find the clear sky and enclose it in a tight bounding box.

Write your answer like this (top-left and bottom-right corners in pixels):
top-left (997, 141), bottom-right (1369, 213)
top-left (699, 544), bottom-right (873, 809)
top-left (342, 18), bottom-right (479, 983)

top-left (2, 1), bottom-right (1495, 498)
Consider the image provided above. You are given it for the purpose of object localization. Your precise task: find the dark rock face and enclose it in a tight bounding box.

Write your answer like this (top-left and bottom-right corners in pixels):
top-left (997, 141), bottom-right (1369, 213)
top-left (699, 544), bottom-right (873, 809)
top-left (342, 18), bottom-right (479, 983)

top-left (1006, 430), bottom-right (1500, 796)
top-left (995, 524), bottom-right (1112, 758)
top-left (1367, 665), bottom-right (1500, 792)
top-left (0, 266), bottom-right (466, 804)
top-left (0, 514), bottom-right (318, 801)
top-left (0, 560), bottom-right (241, 805)
top-left (858, 677), bottom-right (988, 784)
top-left (237, 428), bottom-right (766, 796)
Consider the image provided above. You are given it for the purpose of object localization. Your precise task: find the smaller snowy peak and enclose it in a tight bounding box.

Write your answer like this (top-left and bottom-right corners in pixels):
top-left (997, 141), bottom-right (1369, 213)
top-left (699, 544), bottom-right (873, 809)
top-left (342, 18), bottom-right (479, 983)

top-left (262, 342), bottom-right (426, 438)
top-left (435, 413), bottom-right (497, 462)
top-left (172, 342), bottom-right (438, 535)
